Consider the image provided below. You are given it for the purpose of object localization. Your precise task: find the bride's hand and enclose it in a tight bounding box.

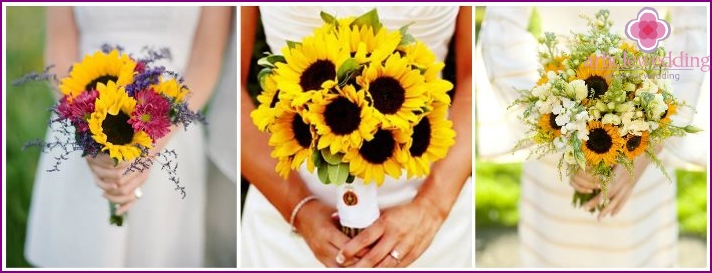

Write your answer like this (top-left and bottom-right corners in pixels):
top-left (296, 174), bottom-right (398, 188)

top-left (293, 200), bottom-right (351, 267)
top-left (87, 153), bottom-right (151, 215)
top-left (571, 169), bottom-right (601, 194)
top-left (584, 166), bottom-right (635, 220)
top-left (337, 199), bottom-right (445, 268)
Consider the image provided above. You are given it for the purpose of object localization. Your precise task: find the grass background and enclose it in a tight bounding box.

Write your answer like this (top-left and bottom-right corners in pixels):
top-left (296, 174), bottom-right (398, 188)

top-left (3, 6), bottom-right (707, 268)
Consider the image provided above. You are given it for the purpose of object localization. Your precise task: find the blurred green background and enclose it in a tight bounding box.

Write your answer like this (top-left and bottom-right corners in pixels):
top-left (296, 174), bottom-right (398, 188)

top-left (474, 6), bottom-right (707, 237)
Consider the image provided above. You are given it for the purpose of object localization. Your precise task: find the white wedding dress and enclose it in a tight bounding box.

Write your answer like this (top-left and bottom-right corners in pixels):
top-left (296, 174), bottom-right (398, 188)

top-left (478, 6), bottom-right (708, 267)
top-left (241, 6), bottom-right (473, 268)
top-left (25, 7), bottom-right (206, 268)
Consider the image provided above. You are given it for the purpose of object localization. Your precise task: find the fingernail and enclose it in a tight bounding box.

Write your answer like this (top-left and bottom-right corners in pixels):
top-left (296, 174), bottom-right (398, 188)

top-left (335, 252), bottom-right (345, 265)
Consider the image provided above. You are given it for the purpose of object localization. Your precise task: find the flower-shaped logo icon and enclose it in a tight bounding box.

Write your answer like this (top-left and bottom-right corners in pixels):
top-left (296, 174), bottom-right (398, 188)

top-left (625, 7), bottom-right (670, 53)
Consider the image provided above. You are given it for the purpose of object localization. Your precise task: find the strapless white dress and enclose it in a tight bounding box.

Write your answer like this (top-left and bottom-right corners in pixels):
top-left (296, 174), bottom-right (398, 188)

top-left (241, 6), bottom-right (472, 268)
top-left (25, 7), bottom-right (207, 268)
top-left (478, 6), bottom-right (709, 267)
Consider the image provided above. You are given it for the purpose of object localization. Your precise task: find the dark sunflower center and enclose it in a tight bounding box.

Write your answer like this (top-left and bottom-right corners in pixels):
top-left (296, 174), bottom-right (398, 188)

top-left (101, 111), bottom-right (134, 145)
top-left (299, 60), bottom-right (336, 92)
top-left (291, 114), bottom-right (312, 148)
top-left (359, 130), bottom-right (395, 164)
top-left (586, 128), bottom-right (613, 154)
top-left (626, 135), bottom-right (642, 152)
top-left (410, 117), bottom-right (432, 157)
top-left (269, 90), bottom-right (281, 108)
top-left (369, 77), bottom-right (406, 114)
top-left (86, 75), bottom-right (119, 91)
top-left (324, 97), bottom-right (361, 135)
top-left (548, 113), bottom-right (562, 130)
top-left (660, 109), bottom-right (669, 119)
top-left (584, 75), bottom-right (608, 99)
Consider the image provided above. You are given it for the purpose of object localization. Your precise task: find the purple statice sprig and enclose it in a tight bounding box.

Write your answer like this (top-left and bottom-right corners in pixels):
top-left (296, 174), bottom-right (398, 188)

top-left (12, 65), bottom-right (59, 86)
top-left (172, 102), bottom-right (207, 131)
top-left (124, 148), bottom-right (186, 199)
top-left (125, 66), bottom-right (166, 97)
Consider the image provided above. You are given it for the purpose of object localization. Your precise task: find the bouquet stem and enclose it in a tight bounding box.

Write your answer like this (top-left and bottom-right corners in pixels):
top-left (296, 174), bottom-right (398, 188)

top-left (109, 202), bottom-right (124, 226)
top-left (336, 181), bottom-right (379, 238)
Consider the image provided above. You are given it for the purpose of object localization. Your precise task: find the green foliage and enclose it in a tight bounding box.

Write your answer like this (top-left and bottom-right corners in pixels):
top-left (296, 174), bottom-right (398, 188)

top-left (6, 6), bottom-right (50, 268)
top-left (475, 161), bottom-right (521, 227)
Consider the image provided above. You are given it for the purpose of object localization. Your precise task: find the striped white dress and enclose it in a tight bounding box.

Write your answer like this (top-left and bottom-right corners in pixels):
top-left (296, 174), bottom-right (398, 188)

top-left (478, 6), bottom-right (708, 268)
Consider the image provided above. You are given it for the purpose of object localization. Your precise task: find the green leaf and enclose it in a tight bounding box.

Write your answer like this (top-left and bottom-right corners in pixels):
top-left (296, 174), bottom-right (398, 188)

top-left (257, 68), bottom-right (273, 90)
top-left (321, 149), bottom-right (343, 165)
top-left (311, 149), bottom-right (324, 168)
top-left (398, 23), bottom-right (416, 46)
top-left (321, 11), bottom-right (336, 24)
top-left (346, 174), bottom-right (355, 184)
top-left (684, 125), bottom-right (703, 134)
top-left (317, 166), bottom-right (331, 184)
top-left (350, 8), bottom-right (382, 32)
top-left (337, 58), bottom-right (359, 83)
top-left (286, 40), bottom-right (301, 49)
top-left (328, 163), bottom-right (351, 185)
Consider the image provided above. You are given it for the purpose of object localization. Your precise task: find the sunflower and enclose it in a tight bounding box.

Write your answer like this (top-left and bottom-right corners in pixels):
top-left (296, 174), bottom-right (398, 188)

top-left (344, 128), bottom-right (403, 186)
top-left (357, 53), bottom-right (428, 129)
top-left (575, 55), bottom-right (614, 100)
top-left (538, 113), bottom-right (562, 140)
top-left (619, 42), bottom-right (639, 55)
top-left (274, 32), bottom-right (349, 108)
top-left (623, 131), bottom-right (649, 159)
top-left (153, 78), bottom-right (189, 102)
top-left (88, 81), bottom-right (153, 162)
top-left (537, 55), bottom-right (567, 86)
top-left (60, 49), bottom-right (136, 101)
top-left (268, 108), bottom-right (315, 177)
top-left (338, 24), bottom-right (401, 64)
top-left (395, 104), bottom-right (455, 178)
top-left (251, 74), bottom-right (286, 132)
top-left (399, 41), bottom-right (453, 105)
top-left (307, 85), bottom-right (380, 154)
top-left (659, 101), bottom-right (677, 125)
top-left (582, 121), bottom-right (624, 167)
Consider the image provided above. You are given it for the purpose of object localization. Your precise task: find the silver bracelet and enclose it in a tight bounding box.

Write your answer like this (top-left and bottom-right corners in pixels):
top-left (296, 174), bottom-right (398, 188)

top-left (289, 195), bottom-right (318, 234)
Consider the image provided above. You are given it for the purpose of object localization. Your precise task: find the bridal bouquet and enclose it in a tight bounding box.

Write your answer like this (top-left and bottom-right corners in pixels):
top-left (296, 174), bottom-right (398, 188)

top-left (511, 10), bottom-right (699, 211)
top-left (251, 9), bottom-right (455, 236)
top-left (20, 47), bottom-right (203, 226)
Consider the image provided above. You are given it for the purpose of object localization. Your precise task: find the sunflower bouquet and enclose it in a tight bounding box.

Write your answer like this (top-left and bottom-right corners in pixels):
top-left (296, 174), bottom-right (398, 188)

top-left (22, 47), bottom-right (203, 226)
top-left (511, 10), bottom-right (699, 211)
top-left (251, 9), bottom-right (455, 236)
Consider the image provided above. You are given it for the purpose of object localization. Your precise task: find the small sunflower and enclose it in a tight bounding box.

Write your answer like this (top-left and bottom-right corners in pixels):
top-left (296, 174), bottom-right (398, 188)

top-left (659, 101), bottom-right (677, 125)
top-left (582, 121), bottom-right (624, 167)
top-left (274, 32), bottom-right (349, 108)
top-left (153, 78), bottom-right (189, 102)
top-left (251, 74), bottom-right (286, 132)
top-left (619, 42), bottom-right (639, 55)
top-left (88, 81), bottom-right (153, 162)
top-left (307, 85), bottom-right (380, 154)
top-left (623, 131), bottom-right (649, 159)
top-left (344, 129), bottom-right (403, 186)
top-left (268, 109), bottom-right (316, 177)
top-left (400, 42), bottom-right (453, 105)
top-left (537, 55), bottom-right (567, 86)
top-left (357, 53), bottom-right (428, 129)
top-left (60, 49), bottom-right (136, 101)
top-left (538, 113), bottom-right (562, 140)
top-left (395, 104), bottom-right (455, 178)
top-left (575, 55), bottom-right (613, 100)
top-left (338, 24), bottom-right (401, 64)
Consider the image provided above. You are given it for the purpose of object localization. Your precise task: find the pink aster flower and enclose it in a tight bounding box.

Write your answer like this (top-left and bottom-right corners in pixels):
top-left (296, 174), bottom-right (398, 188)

top-left (57, 90), bottom-right (98, 132)
top-left (129, 89), bottom-right (172, 141)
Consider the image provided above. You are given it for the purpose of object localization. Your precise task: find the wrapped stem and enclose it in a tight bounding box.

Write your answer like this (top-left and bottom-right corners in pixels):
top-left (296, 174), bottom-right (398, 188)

top-left (336, 180), bottom-right (379, 238)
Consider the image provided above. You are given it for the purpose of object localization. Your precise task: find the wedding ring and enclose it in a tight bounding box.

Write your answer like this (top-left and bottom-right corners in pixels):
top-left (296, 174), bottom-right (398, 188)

top-left (134, 187), bottom-right (143, 200)
top-left (389, 250), bottom-right (402, 264)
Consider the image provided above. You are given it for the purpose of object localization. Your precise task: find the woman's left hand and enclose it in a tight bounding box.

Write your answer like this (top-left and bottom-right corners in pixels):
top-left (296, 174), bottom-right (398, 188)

top-left (337, 199), bottom-right (445, 268)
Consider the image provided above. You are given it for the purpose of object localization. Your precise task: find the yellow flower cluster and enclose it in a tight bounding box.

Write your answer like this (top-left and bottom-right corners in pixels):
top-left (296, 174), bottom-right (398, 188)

top-left (251, 9), bottom-right (456, 185)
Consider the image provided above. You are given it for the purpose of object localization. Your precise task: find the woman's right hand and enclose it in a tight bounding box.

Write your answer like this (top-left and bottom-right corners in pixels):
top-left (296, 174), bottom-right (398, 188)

top-left (86, 153), bottom-right (149, 215)
top-left (293, 200), bottom-right (352, 267)
top-left (570, 169), bottom-right (601, 194)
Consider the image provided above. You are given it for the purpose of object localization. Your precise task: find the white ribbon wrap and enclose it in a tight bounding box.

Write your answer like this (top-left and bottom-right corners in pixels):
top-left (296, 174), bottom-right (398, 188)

top-left (336, 181), bottom-right (379, 229)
